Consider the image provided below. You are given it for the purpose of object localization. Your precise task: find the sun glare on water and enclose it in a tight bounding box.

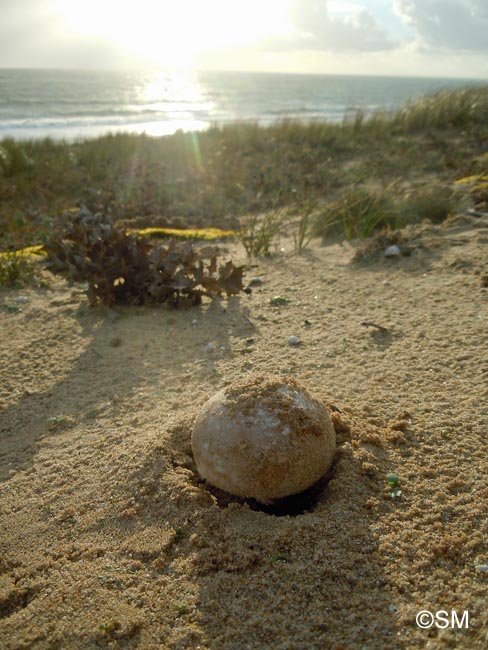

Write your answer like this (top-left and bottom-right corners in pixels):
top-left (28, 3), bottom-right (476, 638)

top-left (54, 0), bottom-right (291, 68)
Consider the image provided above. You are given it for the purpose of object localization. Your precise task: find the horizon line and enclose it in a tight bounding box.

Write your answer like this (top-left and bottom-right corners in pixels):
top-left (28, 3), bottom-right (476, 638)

top-left (0, 66), bottom-right (487, 82)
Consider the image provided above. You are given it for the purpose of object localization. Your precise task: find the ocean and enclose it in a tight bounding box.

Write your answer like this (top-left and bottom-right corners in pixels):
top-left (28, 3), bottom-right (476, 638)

top-left (0, 68), bottom-right (485, 141)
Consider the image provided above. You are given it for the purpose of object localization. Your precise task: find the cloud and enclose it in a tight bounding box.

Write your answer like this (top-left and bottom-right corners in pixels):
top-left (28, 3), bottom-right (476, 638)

top-left (394, 0), bottom-right (488, 51)
top-left (280, 0), bottom-right (395, 52)
top-left (0, 0), bottom-right (137, 68)
top-left (0, 1), bottom-right (59, 67)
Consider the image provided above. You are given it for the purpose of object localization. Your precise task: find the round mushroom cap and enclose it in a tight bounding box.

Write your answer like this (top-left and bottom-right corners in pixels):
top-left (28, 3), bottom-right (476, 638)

top-left (191, 374), bottom-right (336, 503)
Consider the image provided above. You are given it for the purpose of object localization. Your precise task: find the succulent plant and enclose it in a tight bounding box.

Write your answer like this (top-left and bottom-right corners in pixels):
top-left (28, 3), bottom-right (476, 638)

top-left (43, 213), bottom-right (243, 306)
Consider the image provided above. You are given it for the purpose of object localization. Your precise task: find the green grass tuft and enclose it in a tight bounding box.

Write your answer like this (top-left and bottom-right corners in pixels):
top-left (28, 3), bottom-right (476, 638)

top-left (0, 252), bottom-right (36, 287)
top-left (314, 185), bottom-right (397, 240)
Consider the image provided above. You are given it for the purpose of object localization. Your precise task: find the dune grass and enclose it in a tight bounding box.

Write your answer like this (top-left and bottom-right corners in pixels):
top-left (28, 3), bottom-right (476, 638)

top-left (0, 251), bottom-right (37, 287)
top-left (313, 182), bottom-right (461, 239)
top-left (1, 85), bottom-right (487, 257)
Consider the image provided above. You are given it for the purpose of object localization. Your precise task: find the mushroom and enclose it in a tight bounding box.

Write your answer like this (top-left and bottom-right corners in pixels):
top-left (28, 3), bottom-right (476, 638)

top-left (191, 374), bottom-right (336, 503)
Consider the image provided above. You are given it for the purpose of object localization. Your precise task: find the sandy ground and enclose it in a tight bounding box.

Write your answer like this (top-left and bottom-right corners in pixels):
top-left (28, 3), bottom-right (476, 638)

top-left (0, 215), bottom-right (487, 650)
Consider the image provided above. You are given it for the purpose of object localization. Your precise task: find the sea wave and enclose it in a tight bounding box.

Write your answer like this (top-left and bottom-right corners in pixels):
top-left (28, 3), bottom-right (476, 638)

top-left (0, 69), bottom-right (484, 141)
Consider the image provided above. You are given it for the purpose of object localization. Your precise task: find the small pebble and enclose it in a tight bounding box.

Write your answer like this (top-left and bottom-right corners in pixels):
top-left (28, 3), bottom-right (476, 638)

top-left (249, 277), bottom-right (263, 287)
top-left (206, 343), bottom-right (215, 353)
top-left (191, 319), bottom-right (198, 326)
top-left (385, 245), bottom-right (401, 257)
top-left (288, 335), bottom-right (300, 346)
top-left (14, 296), bottom-right (29, 303)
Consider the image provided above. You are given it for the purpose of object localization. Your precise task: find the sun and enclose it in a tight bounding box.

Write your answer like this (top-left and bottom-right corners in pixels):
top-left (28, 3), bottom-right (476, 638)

top-left (54, 0), bottom-right (292, 68)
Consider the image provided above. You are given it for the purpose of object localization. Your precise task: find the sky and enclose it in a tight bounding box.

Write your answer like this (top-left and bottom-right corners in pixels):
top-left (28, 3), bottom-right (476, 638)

top-left (0, 0), bottom-right (487, 78)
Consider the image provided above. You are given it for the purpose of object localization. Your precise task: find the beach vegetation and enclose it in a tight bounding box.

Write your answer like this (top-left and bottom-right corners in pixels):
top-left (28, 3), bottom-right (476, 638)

top-left (238, 199), bottom-right (286, 258)
top-left (0, 139), bottom-right (33, 176)
top-left (1, 86), bottom-right (487, 253)
top-left (391, 88), bottom-right (488, 131)
top-left (98, 619), bottom-right (121, 637)
top-left (173, 527), bottom-right (184, 541)
top-left (174, 603), bottom-right (189, 616)
top-left (313, 185), bottom-right (396, 240)
top-left (387, 473), bottom-right (399, 488)
top-left (315, 181), bottom-right (462, 241)
top-left (394, 185), bottom-right (460, 225)
top-left (269, 296), bottom-right (291, 306)
top-left (0, 251), bottom-right (36, 287)
top-left (290, 194), bottom-right (317, 253)
top-left (42, 213), bottom-right (244, 306)
top-left (387, 473), bottom-right (402, 498)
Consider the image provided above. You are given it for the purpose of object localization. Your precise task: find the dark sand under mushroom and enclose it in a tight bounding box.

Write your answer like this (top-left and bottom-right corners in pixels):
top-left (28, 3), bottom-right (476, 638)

top-left (1, 215), bottom-right (487, 649)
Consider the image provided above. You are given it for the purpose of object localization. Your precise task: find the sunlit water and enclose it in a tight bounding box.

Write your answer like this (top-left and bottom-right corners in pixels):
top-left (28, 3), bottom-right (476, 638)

top-left (0, 69), bottom-right (485, 141)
